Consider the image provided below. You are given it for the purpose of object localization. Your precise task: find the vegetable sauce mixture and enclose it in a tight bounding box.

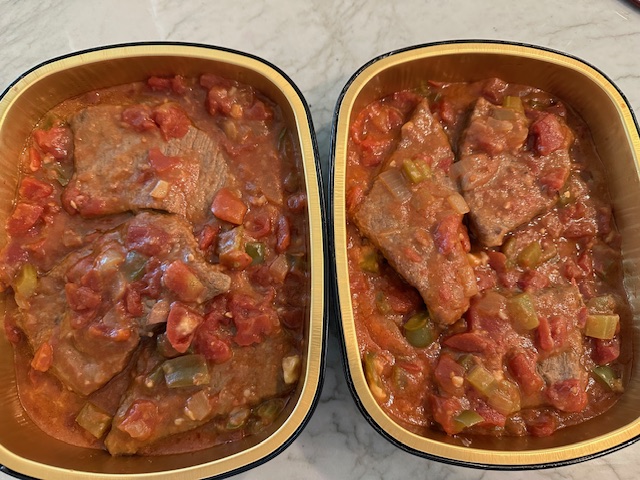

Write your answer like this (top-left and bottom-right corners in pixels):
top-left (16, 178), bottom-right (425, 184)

top-left (0, 74), bottom-right (309, 455)
top-left (346, 78), bottom-right (632, 437)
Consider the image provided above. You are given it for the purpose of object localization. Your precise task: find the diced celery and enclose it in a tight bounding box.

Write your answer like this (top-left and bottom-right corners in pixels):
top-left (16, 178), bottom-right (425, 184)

top-left (226, 406), bottom-right (250, 430)
top-left (592, 365), bottom-right (624, 393)
top-left (375, 292), bottom-right (392, 315)
top-left (144, 366), bottom-right (164, 389)
top-left (491, 108), bottom-right (517, 121)
top-left (14, 263), bottom-right (38, 299)
top-left (156, 332), bottom-right (183, 359)
top-left (245, 241), bottom-right (265, 264)
top-left (453, 410), bottom-right (484, 431)
top-left (392, 365), bottom-right (408, 389)
top-left (359, 245), bottom-right (380, 274)
top-left (585, 314), bottom-right (619, 340)
top-left (557, 186), bottom-right (575, 206)
top-left (503, 96), bottom-right (524, 113)
top-left (162, 354), bottom-right (210, 388)
top-left (403, 311), bottom-right (435, 348)
top-left (501, 236), bottom-right (517, 259)
top-left (507, 293), bottom-right (539, 330)
top-left (255, 398), bottom-right (285, 424)
top-left (457, 354), bottom-right (477, 372)
top-left (364, 352), bottom-right (388, 401)
top-left (517, 241), bottom-right (543, 269)
top-left (466, 365), bottom-right (497, 396)
top-left (488, 380), bottom-right (521, 415)
top-left (75, 402), bottom-right (112, 439)
top-left (402, 159), bottom-right (431, 184)
top-left (123, 251), bottom-right (147, 282)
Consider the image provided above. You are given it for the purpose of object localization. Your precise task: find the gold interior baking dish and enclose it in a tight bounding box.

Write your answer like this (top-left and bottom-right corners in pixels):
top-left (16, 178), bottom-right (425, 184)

top-left (331, 40), bottom-right (640, 468)
top-left (0, 42), bottom-right (325, 480)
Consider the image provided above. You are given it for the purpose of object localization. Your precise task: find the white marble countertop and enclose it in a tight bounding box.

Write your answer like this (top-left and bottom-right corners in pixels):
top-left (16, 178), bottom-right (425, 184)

top-left (0, 1), bottom-right (639, 479)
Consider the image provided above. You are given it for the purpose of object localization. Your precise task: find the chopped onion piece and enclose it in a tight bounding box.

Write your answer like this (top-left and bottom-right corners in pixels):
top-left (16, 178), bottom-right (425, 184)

top-left (378, 169), bottom-right (411, 203)
top-left (447, 193), bottom-right (470, 214)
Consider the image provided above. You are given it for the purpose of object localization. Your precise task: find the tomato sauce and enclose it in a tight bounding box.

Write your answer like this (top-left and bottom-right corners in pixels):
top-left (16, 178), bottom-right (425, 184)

top-left (0, 74), bottom-right (309, 455)
top-left (346, 78), bottom-right (632, 437)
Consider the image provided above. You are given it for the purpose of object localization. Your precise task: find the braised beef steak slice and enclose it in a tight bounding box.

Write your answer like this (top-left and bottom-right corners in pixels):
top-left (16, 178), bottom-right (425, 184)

top-left (104, 331), bottom-right (293, 455)
top-left (455, 97), bottom-right (573, 247)
top-left (63, 104), bottom-right (230, 222)
top-left (354, 100), bottom-right (477, 325)
top-left (15, 212), bottom-right (230, 396)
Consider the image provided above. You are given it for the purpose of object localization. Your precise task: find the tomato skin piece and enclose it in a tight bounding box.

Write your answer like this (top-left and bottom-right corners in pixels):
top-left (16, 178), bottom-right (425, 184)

top-left (211, 188), bottom-right (248, 225)
top-left (275, 215), bottom-right (291, 253)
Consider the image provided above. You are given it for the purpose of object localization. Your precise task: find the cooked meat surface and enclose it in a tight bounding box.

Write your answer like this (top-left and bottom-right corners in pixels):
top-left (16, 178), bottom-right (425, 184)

top-left (15, 212), bottom-right (230, 396)
top-left (105, 331), bottom-right (292, 455)
top-left (455, 97), bottom-right (573, 247)
top-left (63, 104), bottom-right (230, 222)
top-left (354, 100), bottom-right (477, 325)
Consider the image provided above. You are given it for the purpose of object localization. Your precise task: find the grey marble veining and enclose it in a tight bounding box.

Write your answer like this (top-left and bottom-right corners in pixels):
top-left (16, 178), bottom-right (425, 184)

top-left (0, 0), bottom-right (639, 479)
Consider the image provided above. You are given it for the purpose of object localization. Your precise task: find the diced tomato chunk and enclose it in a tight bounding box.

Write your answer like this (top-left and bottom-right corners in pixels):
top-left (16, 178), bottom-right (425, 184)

top-left (244, 100), bottom-right (273, 121)
top-left (433, 214), bottom-right (461, 255)
top-left (152, 103), bottom-right (191, 140)
top-left (243, 209), bottom-right (273, 238)
top-left (211, 188), bottom-right (248, 225)
top-left (193, 311), bottom-right (233, 364)
top-left (545, 379), bottom-right (587, 413)
top-left (275, 215), bottom-right (291, 253)
top-left (6, 203), bottom-right (44, 234)
top-left (125, 286), bottom-right (144, 317)
top-left (198, 224), bottom-right (219, 251)
top-left (33, 126), bottom-right (71, 159)
top-left (540, 166), bottom-right (569, 192)
top-left (429, 394), bottom-right (463, 435)
top-left (166, 302), bottom-right (204, 353)
top-left (147, 75), bottom-right (187, 95)
top-left (31, 342), bottom-right (53, 372)
top-left (229, 293), bottom-right (279, 346)
top-left (508, 352), bottom-right (544, 395)
top-left (523, 410), bottom-right (558, 437)
top-left (530, 113), bottom-right (567, 155)
top-left (65, 283), bottom-right (102, 312)
top-left (475, 401), bottom-right (507, 428)
top-left (125, 222), bottom-right (171, 257)
top-left (434, 353), bottom-right (465, 396)
top-left (443, 332), bottom-right (489, 353)
top-left (19, 177), bottom-right (54, 202)
top-left (121, 104), bottom-right (157, 132)
top-left (163, 261), bottom-right (205, 303)
top-left (592, 337), bottom-right (620, 365)
top-left (118, 400), bottom-right (159, 440)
